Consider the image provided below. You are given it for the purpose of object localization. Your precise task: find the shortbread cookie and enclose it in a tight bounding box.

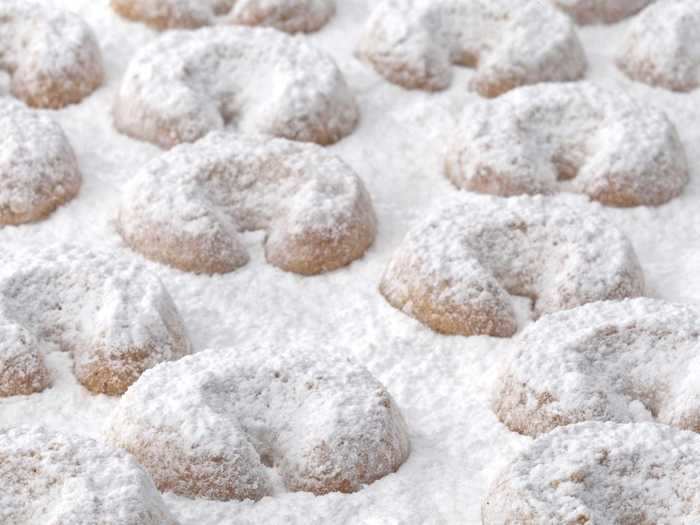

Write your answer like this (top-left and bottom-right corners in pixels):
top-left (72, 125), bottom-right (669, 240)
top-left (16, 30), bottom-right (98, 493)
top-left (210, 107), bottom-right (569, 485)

top-left (0, 326), bottom-right (49, 397)
top-left (379, 195), bottom-right (644, 337)
top-left (483, 422), bottom-right (700, 524)
top-left (445, 82), bottom-right (688, 207)
top-left (0, 246), bottom-right (190, 395)
top-left (112, 0), bottom-right (335, 33)
top-left (0, 1), bottom-right (103, 108)
top-left (0, 100), bottom-right (82, 225)
top-left (0, 426), bottom-right (177, 525)
top-left (106, 345), bottom-right (410, 501)
top-left (357, 0), bottom-right (587, 97)
top-left (494, 298), bottom-right (700, 436)
top-left (117, 133), bottom-right (376, 275)
top-left (551, 0), bottom-right (653, 24)
top-left (617, 0), bottom-right (700, 91)
top-left (114, 27), bottom-right (358, 148)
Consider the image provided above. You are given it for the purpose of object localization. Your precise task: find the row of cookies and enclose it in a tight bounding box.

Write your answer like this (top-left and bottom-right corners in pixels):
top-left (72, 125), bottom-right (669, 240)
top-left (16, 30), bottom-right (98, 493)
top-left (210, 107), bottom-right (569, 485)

top-left (5, 0), bottom-right (700, 115)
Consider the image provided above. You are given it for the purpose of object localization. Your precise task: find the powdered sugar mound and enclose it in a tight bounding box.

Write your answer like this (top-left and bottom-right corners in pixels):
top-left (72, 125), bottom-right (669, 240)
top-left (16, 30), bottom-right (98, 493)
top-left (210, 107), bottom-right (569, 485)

top-left (483, 421), bottom-right (700, 523)
top-left (494, 298), bottom-right (700, 436)
top-left (0, 1), bottom-right (103, 108)
top-left (118, 132), bottom-right (376, 275)
top-left (106, 345), bottom-right (410, 501)
top-left (356, 0), bottom-right (587, 97)
top-left (0, 99), bottom-right (82, 225)
top-left (0, 245), bottom-right (191, 395)
top-left (112, 0), bottom-right (335, 33)
top-left (0, 426), bottom-right (178, 525)
top-left (114, 26), bottom-right (358, 148)
top-left (379, 194), bottom-right (645, 337)
top-left (445, 82), bottom-right (688, 207)
top-left (617, 0), bottom-right (700, 91)
top-left (551, 0), bottom-right (653, 24)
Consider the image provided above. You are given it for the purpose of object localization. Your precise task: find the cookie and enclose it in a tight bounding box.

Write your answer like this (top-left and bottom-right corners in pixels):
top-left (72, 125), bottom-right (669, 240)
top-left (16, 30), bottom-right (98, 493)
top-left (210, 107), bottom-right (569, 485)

top-left (0, 246), bottom-right (191, 395)
top-left (117, 133), bottom-right (376, 275)
top-left (0, 326), bottom-right (49, 397)
top-left (106, 345), bottom-right (410, 500)
top-left (445, 82), bottom-right (688, 207)
top-left (0, 1), bottom-right (103, 108)
top-left (379, 194), bottom-right (644, 337)
top-left (494, 298), bottom-right (700, 436)
top-left (0, 426), bottom-right (177, 525)
top-left (0, 100), bottom-right (82, 225)
top-left (617, 0), bottom-right (700, 91)
top-left (483, 421), bottom-right (700, 524)
top-left (356, 0), bottom-right (587, 97)
top-left (114, 27), bottom-right (358, 148)
top-left (551, 0), bottom-right (653, 24)
top-left (111, 0), bottom-right (335, 32)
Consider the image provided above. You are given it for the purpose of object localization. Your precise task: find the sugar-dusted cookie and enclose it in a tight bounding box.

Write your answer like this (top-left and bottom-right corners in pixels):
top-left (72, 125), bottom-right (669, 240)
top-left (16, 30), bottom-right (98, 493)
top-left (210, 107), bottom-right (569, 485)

top-left (357, 0), bottom-right (587, 97)
top-left (0, 326), bottom-right (49, 397)
top-left (551, 0), bottom-right (653, 24)
top-left (106, 345), bottom-right (410, 500)
top-left (617, 0), bottom-right (700, 91)
top-left (445, 82), bottom-right (688, 207)
top-left (118, 133), bottom-right (376, 275)
top-left (112, 0), bottom-right (335, 33)
top-left (0, 426), bottom-right (178, 525)
top-left (0, 100), bottom-right (82, 225)
top-left (0, 1), bottom-right (103, 108)
top-left (114, 27), bottom-right (358, 148)
top-left (483, 422), bottom-right (700, 524)
top-left (379, 194), bottom-right (644, 337)
top-left (494, 298), bottom-right (700, 436)
top-left (0, 246), bottom-right (190, 395)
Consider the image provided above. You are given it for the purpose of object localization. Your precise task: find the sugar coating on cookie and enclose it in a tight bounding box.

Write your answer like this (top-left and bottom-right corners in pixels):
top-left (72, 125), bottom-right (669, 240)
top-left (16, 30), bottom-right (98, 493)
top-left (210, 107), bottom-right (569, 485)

top-left (0, 100), bottom-right (82, 225)
top-left (494, 298), bottom-right (700, 436)
top-left (356, 0), bottom-right (587, 97)
top-left (0, 246), bottom-right (191, 395)
top-left (106, 346), bottom-right (410, 501)
top-left (0, 426), bottom-right (178, 525)
top-left (111, 0), bottom-right (335, 33)
top-left (551, 0), bottom-right (653, 24)
top-left (0, 1), bottom-right (103, 108)
top-left (445, 82), bottom-right (688, 207)
top-left (617, 0), bottom-right (700, 91)
top-left (483, 421), bottom-right (700, 524)
top-left (114, 27), bottom-right (358, 148)
top-left (118, 133), bottom-right (376, 275)
top-left (379, 194), bottom-right (644, 337)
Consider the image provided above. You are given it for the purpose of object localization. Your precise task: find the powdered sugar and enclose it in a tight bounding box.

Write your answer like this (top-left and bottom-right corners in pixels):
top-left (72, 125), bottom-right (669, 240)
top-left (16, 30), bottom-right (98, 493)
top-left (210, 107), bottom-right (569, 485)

top-left (0, 99), bottom-right (81, 224)
top-left (483, 421), bottom-right (700, 523)
top-left (106, 345), bottom-right (410, 500)
top-left (0, 426), bottom-right (177, 525)
top-left (0, 245), bottom-right (191, 395)
top-left (357, 0), bottom-right (587, 96)
top-left (114, 26), bottom-right (358, 148)
top-left (617, 0), bottom-right (700, 91)
top-left (445, 82), bottom-right (688, 206)
top-left (118, 133), bottom-right (376, 274)
top-left (112, 0), bottom-right (335, 32)
top-left (495, 298), bottom-right (700, 436)
top-left (380, 194), bottom-right (645, 336)
top-left (0, 0), bottom-right (103, 108)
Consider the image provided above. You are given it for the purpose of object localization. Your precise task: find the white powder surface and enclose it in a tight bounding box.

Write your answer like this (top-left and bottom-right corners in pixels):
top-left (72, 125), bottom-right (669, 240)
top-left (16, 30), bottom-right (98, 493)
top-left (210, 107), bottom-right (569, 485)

top-left (2, 1), bottom-right (700, 523)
